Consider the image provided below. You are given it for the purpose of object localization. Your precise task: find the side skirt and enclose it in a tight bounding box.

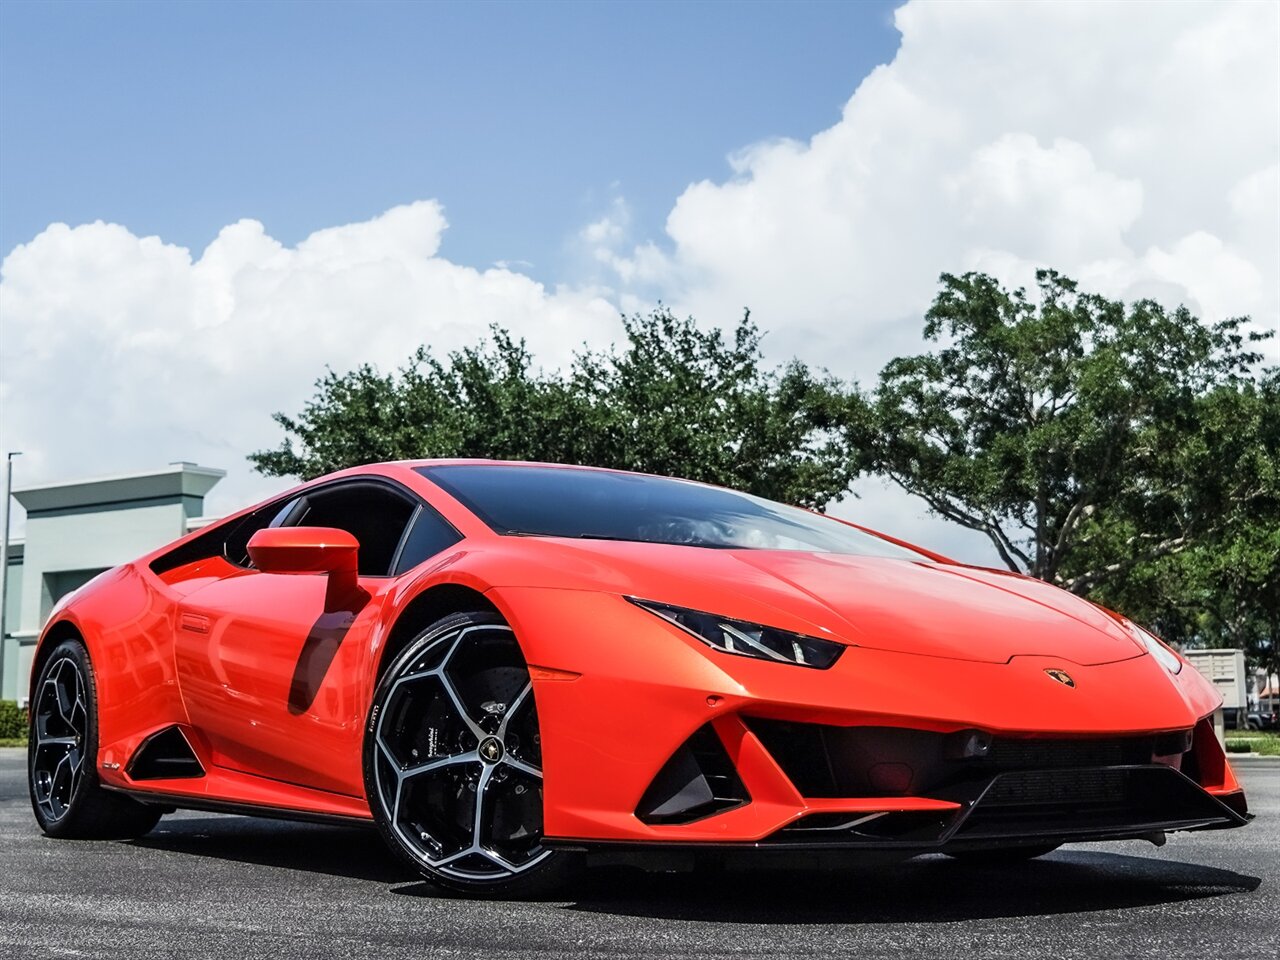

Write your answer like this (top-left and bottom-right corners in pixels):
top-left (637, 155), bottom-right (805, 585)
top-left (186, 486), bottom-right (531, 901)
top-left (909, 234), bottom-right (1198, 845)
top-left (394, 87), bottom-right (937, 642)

top-left (102, 784), bottom-right (376, 828)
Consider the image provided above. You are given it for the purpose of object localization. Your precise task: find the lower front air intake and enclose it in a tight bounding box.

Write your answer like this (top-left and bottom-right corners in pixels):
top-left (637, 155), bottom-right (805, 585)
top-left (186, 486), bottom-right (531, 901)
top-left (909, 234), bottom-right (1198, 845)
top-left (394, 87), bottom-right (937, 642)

top-left (635, 724), bottom-right (750, 825)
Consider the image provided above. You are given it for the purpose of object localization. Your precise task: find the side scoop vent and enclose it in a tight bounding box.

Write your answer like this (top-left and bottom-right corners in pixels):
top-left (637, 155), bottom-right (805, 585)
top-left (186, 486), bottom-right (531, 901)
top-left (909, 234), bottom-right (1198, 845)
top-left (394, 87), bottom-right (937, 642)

top-left (127, 726), bottom-right (205, 780)
top-left (636, 724), bottom-right (749, 825)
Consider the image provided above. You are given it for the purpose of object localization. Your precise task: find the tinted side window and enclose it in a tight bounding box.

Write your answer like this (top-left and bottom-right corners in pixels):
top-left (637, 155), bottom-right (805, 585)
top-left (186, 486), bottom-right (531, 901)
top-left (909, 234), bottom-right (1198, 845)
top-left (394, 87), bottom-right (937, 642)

top-left (393, 506), bottom-right (462, 574)
top-left (152, 496), bottom-right (299, 575)
top-left (149, 520), bottom-right (229, 576)
top-left (291, 483), bottom-right (417, 576)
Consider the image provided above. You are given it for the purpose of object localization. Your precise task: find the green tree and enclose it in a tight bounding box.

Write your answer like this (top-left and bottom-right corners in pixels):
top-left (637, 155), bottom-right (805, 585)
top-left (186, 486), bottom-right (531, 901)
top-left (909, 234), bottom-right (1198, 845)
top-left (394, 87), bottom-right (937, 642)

top-left (250, 308), bottom-right (856, 509)
top-left (1087, 369), bottom-right (1280, 674)
top-left (858, 269), bottom-right (1272, 592)
top-left (568, 308), bottom-right (854, 506)
top-left (248, 329), bottom-right (585, 478)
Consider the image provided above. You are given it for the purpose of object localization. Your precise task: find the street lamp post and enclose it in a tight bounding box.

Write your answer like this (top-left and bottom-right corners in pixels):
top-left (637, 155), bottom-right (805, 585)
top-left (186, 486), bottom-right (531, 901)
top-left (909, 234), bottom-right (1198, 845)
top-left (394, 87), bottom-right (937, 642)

top-left (0, 451), bottom-right (21, 700)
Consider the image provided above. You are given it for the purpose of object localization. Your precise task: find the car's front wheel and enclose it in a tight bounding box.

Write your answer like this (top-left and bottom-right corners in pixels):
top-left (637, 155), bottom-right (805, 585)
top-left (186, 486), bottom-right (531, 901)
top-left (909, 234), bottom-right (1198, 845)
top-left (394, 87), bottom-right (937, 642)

top-left (364, 612), bottom-right (574, 896)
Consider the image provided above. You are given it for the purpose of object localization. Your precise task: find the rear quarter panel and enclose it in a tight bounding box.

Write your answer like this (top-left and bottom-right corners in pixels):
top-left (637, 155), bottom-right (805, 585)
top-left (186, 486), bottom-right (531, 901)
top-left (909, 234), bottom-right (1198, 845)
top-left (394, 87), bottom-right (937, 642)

top-left (33, 563), bottom-right (189, 780)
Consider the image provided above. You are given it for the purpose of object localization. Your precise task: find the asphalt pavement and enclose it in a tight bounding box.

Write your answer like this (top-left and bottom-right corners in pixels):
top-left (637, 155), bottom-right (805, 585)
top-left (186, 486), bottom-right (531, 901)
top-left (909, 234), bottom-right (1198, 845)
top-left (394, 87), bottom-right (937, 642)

top-left (1, 747), bottom-right (1277, 959)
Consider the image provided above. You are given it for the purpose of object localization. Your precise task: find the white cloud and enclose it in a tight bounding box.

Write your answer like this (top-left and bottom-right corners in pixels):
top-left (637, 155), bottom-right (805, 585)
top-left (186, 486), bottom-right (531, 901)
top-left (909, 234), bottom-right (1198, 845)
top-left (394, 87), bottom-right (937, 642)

top-left (580, 197), bottom-right (630, 248)
top-left (946, 134), bottom-right (1144, 264)
top-left (615, 0), bottom-right (1278, 384)
top-left (1, 1), bottom-right (1275, 565)
top-left (0, 202), bottom-right (621, 519)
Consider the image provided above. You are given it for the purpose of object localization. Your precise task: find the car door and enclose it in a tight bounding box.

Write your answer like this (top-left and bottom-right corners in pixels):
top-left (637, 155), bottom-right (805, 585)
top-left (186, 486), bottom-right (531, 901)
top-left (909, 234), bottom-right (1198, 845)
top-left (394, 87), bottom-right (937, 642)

top-left (174, 479), bottom-right (459, 797)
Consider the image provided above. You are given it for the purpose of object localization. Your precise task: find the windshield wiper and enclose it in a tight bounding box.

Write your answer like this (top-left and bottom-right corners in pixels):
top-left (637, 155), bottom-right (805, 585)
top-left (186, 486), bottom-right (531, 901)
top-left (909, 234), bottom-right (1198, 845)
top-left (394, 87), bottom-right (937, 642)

top-left (502, 530), bottom-right (739, 549)
top-left (575, 533), bottom-right (740, 549)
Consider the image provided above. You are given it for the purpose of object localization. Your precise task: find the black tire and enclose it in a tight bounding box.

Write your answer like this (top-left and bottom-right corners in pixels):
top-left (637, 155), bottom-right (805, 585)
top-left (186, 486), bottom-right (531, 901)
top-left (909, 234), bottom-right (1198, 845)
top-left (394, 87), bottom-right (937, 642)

top-left (363, 611), bottom-right (577, 896)
top-left (28, 638), bottom-right (162, 840)
top-left (943, 843), bottom-right (1060, 864)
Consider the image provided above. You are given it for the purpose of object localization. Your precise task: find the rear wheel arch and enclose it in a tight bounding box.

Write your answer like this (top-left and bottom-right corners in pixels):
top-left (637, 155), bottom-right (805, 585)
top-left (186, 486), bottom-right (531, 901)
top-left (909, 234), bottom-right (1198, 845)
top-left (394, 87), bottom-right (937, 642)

top-left (29, 619), bottom-right (88, 705)
top-left (29, 632), bottom-right (162, 839)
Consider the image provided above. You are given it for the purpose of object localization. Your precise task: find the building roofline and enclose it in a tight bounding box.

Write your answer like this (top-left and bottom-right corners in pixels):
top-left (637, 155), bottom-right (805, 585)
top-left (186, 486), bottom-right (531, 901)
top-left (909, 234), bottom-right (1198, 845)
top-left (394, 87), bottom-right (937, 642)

top-left (13, 462), bottom-right (226, 513)
top-left (14, 462), bottom-right (226, 494)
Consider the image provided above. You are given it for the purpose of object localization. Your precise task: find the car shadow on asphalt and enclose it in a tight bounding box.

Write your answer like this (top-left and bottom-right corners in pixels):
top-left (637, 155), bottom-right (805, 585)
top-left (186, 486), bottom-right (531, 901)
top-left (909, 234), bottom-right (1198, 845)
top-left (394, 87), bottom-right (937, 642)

top-left (544, 852), bottom-right (1263, 924)
top-left (131, 815), bottom-right (414, 885)
top-left (132, 816), bottom-right (1261, 923)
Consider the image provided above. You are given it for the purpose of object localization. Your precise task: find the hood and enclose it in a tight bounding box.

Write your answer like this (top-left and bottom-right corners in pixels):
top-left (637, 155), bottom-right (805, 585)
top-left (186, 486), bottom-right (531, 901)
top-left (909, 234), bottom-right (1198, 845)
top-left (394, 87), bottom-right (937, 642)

top-left (729, 551), bottom-right (1141, 665)
top-left (491, 538), bottom-right (1143, 666)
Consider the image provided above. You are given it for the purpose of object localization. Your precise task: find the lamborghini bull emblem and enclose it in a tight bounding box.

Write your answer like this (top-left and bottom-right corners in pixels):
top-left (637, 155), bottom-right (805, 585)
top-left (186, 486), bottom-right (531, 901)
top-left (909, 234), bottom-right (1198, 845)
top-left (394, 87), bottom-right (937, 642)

top-left (1045, 668), bottom-right (1076, 688)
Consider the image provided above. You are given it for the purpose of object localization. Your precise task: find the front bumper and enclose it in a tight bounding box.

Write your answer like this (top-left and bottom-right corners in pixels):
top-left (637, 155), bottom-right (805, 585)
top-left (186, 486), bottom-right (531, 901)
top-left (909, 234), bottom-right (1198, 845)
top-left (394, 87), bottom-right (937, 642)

top-left (552, 713), bottom-right (1249, 856)
top-left (492, 587), bottom-right (1250, 847)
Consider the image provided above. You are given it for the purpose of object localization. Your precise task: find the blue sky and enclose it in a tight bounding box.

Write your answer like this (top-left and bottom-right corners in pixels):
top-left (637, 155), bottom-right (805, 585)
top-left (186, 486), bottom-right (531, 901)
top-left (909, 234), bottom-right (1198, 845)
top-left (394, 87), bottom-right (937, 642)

top-left (0, 0), bottom-right (900, 278)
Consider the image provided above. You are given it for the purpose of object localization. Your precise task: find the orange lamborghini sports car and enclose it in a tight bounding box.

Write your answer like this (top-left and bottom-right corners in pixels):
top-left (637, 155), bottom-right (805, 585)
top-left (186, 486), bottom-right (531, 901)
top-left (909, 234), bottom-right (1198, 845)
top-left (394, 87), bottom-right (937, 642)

top-left (28, 460), bottom-right (1249, 893)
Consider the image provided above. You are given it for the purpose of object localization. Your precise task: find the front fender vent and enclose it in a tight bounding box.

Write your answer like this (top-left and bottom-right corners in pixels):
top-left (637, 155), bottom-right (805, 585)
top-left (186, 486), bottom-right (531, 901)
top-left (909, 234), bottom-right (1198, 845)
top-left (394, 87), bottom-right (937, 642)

top-left (636, 724), bottom-right (749, 825)
top-left (127, 726), bottom-right (205, 780)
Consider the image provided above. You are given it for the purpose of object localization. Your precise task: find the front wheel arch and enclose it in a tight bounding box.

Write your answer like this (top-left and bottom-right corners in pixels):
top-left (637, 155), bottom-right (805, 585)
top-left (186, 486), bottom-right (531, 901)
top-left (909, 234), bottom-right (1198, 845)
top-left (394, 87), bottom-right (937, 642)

top-left (376, 584), bottom-right (499, 683)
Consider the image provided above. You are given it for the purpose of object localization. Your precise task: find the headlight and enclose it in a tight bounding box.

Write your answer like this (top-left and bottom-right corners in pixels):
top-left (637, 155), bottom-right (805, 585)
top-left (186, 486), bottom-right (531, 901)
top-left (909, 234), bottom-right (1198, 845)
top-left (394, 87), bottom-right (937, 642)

top-left (1125, 620), bottom-right (1182, 675)
top-left (627, 597), bottom-right (846, 669)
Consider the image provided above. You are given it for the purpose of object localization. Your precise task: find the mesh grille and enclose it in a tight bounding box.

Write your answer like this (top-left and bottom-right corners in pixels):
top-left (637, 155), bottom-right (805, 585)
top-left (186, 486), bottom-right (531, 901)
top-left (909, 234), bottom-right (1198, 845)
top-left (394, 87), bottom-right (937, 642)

top-left (983, 768), bottom-right (1128, 806)
top-left (985, 738), bottom-right (1138, 769)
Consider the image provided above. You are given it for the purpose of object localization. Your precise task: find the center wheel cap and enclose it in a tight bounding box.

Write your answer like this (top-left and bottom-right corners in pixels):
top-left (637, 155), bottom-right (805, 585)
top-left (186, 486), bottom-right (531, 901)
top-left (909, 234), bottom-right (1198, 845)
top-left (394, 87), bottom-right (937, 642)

top-left (479, 737), bottom-right (505, 764)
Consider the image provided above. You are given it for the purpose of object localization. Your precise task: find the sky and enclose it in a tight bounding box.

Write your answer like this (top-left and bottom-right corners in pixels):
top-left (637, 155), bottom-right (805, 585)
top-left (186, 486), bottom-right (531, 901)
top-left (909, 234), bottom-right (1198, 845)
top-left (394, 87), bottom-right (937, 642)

top-left (1, 0), bottom-right (1277, 563)
top-left (0, 0), bottom-right (901, 281)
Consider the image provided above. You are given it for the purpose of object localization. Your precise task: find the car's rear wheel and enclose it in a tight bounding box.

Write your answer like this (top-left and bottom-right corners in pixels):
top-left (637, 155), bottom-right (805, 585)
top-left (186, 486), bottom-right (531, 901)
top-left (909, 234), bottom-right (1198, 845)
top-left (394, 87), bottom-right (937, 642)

top-left (364, 612), bottom-right (574, 896)
top-left (28, 638), bottom-right (162, 839)
top-left (943, 843), bottom-right (1060, 864)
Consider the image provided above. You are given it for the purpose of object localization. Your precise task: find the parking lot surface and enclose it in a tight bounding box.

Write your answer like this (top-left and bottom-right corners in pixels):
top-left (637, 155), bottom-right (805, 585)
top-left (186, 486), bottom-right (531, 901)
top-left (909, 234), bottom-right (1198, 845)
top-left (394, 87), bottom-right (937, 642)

top-left (1, 748), bottom-right (1277, 959)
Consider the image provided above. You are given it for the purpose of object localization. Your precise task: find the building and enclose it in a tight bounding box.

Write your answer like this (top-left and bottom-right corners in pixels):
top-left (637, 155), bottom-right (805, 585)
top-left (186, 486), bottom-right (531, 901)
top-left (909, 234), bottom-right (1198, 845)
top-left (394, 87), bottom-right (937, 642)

top-left (1, 463), bottom-right (225, 704)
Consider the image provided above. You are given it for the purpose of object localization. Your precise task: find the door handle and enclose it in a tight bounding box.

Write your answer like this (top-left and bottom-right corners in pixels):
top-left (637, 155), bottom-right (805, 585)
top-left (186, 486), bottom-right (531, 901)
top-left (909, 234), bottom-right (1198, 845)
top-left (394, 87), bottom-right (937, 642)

top-left (180, 613), bottom-right (211, 634)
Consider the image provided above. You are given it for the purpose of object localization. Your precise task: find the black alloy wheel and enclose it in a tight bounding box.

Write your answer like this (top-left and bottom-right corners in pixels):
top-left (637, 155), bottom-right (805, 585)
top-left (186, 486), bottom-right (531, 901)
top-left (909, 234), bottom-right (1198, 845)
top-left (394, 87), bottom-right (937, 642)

top-left (364, 612), bottom-right (575, 895)
top-left (29, 638), bottom-right (161, 839)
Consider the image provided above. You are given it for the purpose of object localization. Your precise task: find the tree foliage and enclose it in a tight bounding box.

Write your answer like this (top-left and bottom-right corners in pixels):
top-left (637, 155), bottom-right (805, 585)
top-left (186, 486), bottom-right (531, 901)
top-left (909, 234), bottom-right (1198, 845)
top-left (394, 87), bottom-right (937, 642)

top-left (1084, 369), bottom-right (1280, 678)
top-left (249, 308), bottom-right (856, 509)
top-left (858, 269), bottom-right (1271, 590)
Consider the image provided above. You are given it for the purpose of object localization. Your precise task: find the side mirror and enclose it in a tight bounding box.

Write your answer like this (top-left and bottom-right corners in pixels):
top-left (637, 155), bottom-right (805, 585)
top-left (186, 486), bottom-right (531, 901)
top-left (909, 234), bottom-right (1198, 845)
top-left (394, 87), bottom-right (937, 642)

top-left (247, 527), bottom-right (358, 578)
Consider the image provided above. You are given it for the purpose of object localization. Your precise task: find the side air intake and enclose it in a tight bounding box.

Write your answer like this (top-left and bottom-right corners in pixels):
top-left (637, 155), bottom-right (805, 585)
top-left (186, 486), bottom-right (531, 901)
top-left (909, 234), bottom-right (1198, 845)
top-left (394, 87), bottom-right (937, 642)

top-left (127, 726), bottom-right (205, 780)
top-left (635, 724), bottom-right (749, 825)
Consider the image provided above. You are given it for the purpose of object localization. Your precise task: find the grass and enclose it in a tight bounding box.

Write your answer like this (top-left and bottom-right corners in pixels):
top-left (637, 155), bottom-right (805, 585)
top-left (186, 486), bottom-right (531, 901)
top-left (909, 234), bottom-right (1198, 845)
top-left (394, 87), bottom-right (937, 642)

top-left (1225, 731), bottom-right (1280, 756)
top-left (0, 738), bottom-right (27, 749)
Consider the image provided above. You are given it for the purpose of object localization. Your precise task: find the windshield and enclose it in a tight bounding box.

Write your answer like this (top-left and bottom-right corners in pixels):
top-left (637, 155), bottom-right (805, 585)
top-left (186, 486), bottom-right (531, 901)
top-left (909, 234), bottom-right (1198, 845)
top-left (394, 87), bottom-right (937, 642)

top-left (418, 464), bottom-right (927, 559)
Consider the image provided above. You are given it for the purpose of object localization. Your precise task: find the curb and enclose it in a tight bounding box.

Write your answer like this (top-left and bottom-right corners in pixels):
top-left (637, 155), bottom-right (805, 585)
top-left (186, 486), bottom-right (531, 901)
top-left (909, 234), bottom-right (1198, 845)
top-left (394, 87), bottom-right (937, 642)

top-left (1228, 754), bottom-right (1280, 766)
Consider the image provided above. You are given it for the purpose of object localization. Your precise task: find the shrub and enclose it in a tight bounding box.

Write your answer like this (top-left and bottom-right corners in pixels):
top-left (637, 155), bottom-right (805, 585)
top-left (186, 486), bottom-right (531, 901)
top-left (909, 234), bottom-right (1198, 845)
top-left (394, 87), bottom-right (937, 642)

top-left (0, 700), bottom-right (28, 740)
